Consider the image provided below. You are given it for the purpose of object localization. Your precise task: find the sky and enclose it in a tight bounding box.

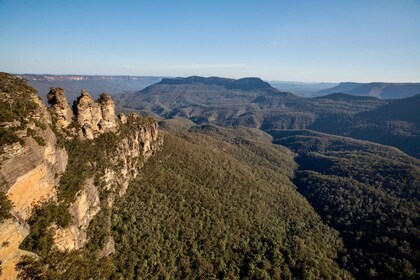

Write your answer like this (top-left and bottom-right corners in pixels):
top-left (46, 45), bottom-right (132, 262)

top-left (0, 0), bottom-right (419, 82)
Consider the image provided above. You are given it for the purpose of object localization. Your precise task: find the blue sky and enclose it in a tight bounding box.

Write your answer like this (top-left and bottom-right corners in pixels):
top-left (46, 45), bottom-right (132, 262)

top-left (0, 0), bottom-right (419, 82)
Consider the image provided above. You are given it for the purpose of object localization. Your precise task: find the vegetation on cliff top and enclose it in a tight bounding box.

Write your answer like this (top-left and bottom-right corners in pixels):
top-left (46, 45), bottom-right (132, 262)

top-left (0, 73), bottom-right (40, 151)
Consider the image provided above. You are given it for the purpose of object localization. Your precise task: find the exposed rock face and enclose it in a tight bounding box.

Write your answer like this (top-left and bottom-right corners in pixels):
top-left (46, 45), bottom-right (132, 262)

top-left (98, 93), bottom-right (118, 132)
top-left (0, 214), bottom-right (34, 280)
top-left (53, 180), bottom-right (100, 251)
top-left (0, 74), bottom-right (68, 279)
top-left (118, 113), bottom-right (128, 124)
top-left (99, 236), bottom-right (115, 258)
top-left (107, 116), bottom-right (161, 197)
top-left (74, 90), bottom-right (103, 139)
top-left (73, 90), bottom-right (118, 139)
top-left (47, 88), bottom-right (73, 128)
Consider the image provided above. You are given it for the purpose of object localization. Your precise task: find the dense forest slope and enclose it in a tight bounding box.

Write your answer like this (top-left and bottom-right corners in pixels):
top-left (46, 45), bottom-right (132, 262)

top-left (110, 126), bottom-right (352, 279)
top-left (270, 130), bottom-right (420, 279)
top-left (312, 94), bottom-right (420, 158)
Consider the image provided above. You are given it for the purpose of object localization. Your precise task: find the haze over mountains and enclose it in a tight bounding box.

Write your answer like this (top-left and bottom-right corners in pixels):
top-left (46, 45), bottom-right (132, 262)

top-left (316, 82), bottom-right (420, 99)
top-left (22, 74), bottom-right (420, 100)
top-left (19, 74), bottom-right (163, 103)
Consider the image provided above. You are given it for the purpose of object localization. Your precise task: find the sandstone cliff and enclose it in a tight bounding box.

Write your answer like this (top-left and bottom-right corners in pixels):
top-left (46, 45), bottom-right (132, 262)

top-left (0, 73), bottom-right (162, 279)
top-left (72, 90), bottom-right (118, 139)
top-left (47, 88), bottom-right (73, 129)
top-left (0, 73), bottom-right (68, 279)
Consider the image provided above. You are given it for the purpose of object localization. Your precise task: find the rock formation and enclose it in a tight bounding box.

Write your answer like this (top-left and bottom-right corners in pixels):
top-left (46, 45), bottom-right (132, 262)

top-left (98, 93), bottom-right (118, 132)
top-left (73, 90), bottom-right (103, 139)
top-left (0, 74), bottom-right (162, 279)
top-left (47, 88), bottom-right (73, 128)
top-left (53, 179), bottom-right (100, 251)
top-left (73, 90), bottom-right (118, 139)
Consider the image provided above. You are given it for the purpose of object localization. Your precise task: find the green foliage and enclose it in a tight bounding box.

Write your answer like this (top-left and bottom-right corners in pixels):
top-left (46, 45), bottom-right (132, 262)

top-left (26, 128), bottom-right (46, 146)
top-left (20, 202), bottom-right (71, 257)
top-left (0, 78), bottom-right (38, 123)
top-left (273, 130), bottom-right (420, 279)
top-left (110, 128), bottom-right (351, 279)
top-left (85, 205), bottom-right (111, 253)
top-left (0, 192), bottom-right (12, 223)
top-left (0, 72), bottom-right (43, 153)
top-left (0, 127), bottom-right (23, 152)
top-left (17, 251), bottom-right (114, 280)
top-left (57, 130), bottom-right (125, 204)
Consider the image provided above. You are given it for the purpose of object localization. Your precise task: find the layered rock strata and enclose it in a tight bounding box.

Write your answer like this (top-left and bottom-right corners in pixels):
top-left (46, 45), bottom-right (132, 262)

top-left (0, 74), bottom-right (68, 279)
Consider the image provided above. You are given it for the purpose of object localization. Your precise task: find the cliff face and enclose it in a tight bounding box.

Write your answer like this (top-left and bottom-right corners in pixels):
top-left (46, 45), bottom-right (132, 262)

top-left (0, 73), bottom-right (162, 279)
top-left (53, 179), bottom-right (101, 251)
top-left (0, 73), bottom-right (68, 279)
top-left (53, 119), bottom-right (161, 251)
top-left (47, 88), bottom-right (73, 128)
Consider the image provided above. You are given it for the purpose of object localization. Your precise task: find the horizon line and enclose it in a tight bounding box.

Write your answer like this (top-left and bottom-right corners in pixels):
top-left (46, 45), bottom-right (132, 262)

top-left (9, 72), bottom-right (420, 84)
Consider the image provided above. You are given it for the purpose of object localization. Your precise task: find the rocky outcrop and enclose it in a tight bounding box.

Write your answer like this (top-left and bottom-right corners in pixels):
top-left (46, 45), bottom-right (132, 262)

top-left (0, 215), bottom-right (33, 280)
top-left (73, 90), bottom-right (118, 139)
top-left (106, 115), bottom-right (161, 197)
top-left (99, 236), bottom-right (115, 258)
top-left (73, 90), bottom-right (103, 139)
top-left (53, 180), bottom-right (100, 251)
top-left (47, 88), bottom-right (73, 129)
top-left (98, 93), bottom-right (118, 132)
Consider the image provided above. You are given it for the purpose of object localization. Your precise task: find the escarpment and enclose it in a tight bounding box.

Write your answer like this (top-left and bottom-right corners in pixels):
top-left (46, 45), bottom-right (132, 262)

top-left (52, 114), bottom-right (161, 251)
top-left (0, 73), bottom-right (68, 279)
top-left (0, 73), bottom-right (162, 279)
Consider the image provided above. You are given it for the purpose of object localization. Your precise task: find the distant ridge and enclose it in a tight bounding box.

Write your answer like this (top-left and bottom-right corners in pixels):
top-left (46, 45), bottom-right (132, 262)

top-left (17, 74), bottom-right (163, 81)
top-left (357, 93), bottom-right (420, 124)
top-left (316, 92), bottom-right (379, 101)
top-left (317, 82), bottom-right (420, 99)
top-left (19, 74), bottom-right (163, 103)
top-left (158, 76), bottom-right (273, 90)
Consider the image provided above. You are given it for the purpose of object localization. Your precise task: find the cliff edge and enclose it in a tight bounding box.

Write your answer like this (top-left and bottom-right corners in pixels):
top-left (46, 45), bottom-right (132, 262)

top-left (0, 73), bottom-right (162, 279)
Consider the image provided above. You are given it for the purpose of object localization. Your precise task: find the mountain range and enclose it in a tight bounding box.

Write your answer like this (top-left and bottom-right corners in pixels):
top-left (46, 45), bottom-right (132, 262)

top-left (20, 74), bottom-right (420, 100)
top-left (18, 74), bottom-right (163, 103)
top-left (116, 76), bottom-right (419, 158)
top-left (316, 82), bottom-right (420, 99)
